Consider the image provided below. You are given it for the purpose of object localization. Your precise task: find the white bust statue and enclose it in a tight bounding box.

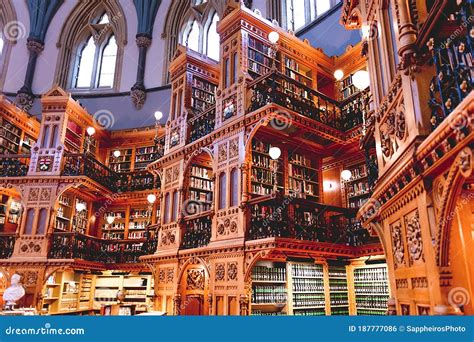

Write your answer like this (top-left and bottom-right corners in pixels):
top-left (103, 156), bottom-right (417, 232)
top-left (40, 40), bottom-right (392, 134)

top-left (3, 274), bottom-right (25, 309)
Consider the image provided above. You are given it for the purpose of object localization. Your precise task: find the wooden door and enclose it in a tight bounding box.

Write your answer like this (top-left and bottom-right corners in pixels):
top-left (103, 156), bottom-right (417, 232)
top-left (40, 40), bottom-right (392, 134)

top-left (183, 295), bottom-right (203, 315)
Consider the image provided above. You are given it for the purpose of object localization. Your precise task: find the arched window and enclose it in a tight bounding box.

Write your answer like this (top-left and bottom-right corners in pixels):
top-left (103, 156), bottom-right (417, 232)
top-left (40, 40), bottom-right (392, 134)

top-left (230, 168), bottom-right (238, 207)
top-left (0, 1), bottom-right (17, 89)
top-left (164, 2), bottom-right (223, 82)
top-left (73, 31), bottom-right (118, 89)
top-left (164, 193), bottom-right (170, 224)
top-left (218, 172), bottom-right (227, 209)
top-left (206, 13), bottom-right (220, 60)
top-left (0, 32), bottom-right (3, 58)
top-left (55, 2), bottom-right (127, 91)
top-left (184, 20), bottom-right (200, 52)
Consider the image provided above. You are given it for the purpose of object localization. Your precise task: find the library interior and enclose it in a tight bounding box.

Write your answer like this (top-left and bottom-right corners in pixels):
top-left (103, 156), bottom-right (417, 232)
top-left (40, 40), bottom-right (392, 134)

top-left (0, 0), bottom-right (472, 316)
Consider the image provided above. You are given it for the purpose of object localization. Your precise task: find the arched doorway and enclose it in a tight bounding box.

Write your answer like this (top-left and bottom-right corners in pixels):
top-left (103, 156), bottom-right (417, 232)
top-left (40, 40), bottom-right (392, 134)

top-left (177, 258), bottom-right (210, 315)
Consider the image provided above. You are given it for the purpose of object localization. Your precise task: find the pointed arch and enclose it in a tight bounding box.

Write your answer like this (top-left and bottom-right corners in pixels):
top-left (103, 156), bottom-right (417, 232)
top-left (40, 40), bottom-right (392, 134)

top-left (54, 0), bottom-right (127, 91)
top-left (0, 0), bottom-right (17, 89)
top-left (162, 0), bottom-right (226, 83)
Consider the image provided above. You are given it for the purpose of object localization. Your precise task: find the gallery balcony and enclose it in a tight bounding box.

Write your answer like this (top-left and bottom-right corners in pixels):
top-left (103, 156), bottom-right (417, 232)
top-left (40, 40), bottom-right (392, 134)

top-left (0, 155), bottom-right (30, 177)
top-left (62, 153), bottom-right (160, 194)
top-left (425, 0), bottom-right (473, 130)
top-left (48, 230), bottom-right (158, 264)
top-left (188, 107), bottom-right (216, 143)
top-left (246, 195), bottom-right (373, 247)
top-left (247, 71), bottom-right (369, 132)
top-left (180, 212), bottom-right (212, 250)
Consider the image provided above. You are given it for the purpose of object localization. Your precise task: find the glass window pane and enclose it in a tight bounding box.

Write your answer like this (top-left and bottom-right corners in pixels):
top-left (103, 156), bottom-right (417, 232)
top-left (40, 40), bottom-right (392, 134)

top-left (98, 35), bottom-right (117, 87)
top-left (387, 2), bottom-right (399, 66)
top-left (185, 21), bottom-right (200, 52)
top-left (98, 13), bottom-right (109, 24)
top-left (293, 0), bottom-right (306, 30)
top-left (207, 13), bottom-right (220, 60)
top-left (76, 37), bottom-right (96, 88)
top-left (0, 34), bottom-right (4, 57)
top-left (316, 0), bottom-right (331, 16)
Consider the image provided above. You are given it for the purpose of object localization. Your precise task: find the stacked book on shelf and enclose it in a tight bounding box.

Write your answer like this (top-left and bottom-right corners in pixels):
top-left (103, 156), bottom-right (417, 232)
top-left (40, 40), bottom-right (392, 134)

top-left (289, 152), bottom-right (319, 199)
top-left (250, 139), bottom-right (282, 196)
top-left (188, 165), bottom-right (213, 212)
top-left (328, 266), bottom-right (349, 315)
top-left (64, 120), bottom-right (83, 153)
top-left (284, 56), bottom-right (313, 87)
top-left (109, 148), bottom-right (133, 173)
top-left (55, 194), bottom-right (73, 231)
top-left (247, 36), bottom-right (273, 76)
top-left (191, 76), bottom-right (217, 113)
top-left (0, 118), bottom-right (23, 153)
top-left (354, 266), bottom-right (389, 316)
top-left (344, 162), bottom-right (370, 208)
top-left (134, 145), bottom-right (159, 171)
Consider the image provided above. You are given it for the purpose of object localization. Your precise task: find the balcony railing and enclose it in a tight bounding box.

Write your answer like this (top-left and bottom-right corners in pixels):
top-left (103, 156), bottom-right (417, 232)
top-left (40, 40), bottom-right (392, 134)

top-left (247, 71), bottom-right (369, 131)
top-left (117, 170), bottom-right (161, 193)
top-left (0, 233), bottom-right (16, 258)
top-left (428, 0), bottom-right (473, 129)
top-left (188, 107), bottom-right (216, 143)
top-left (48, 231), bottom-right (158, 263)
top-left (0, 155), bottom-right (30, 177)
top-left (247, 197), bottom-right (372, 246)
top-left (62, 153), bottom-right (120, 191)
top-left (181, 212), bottom-right (212, 249)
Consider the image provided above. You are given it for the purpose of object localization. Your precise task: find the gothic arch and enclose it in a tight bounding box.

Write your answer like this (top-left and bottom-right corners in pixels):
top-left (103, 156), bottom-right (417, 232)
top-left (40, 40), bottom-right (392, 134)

top-left (162, 0), bottom-right (227, 83)
top-left (0, 0), bottom-right (17, 89)
top-left (436, 147), bottom-right (472, 267)
top-left (176, 256), bottom-right (211, 292)
top-left (53, 0), bottom-right (127, 91)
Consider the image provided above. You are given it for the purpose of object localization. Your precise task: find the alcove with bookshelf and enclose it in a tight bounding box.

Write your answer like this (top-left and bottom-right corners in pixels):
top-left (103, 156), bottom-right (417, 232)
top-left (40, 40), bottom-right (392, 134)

top-left (251, 261), bottom-right (288, 316)
top-left (247, 36), bottom-right (275, 77)
top-left (343, 161), bottom-right (370, 209)
top-left (191, 76), bottom-right (217, 113)
top-left (288, 151), bottom-right (320, 200)
top-left (128, 206), bottom-right (151, 240)
top-left (72, 198), bottom-right (89, 234)
top-left (108, 148), bottom-right (133, 173)
top-left (188, 164), bottom-right (214, 213)
top-left (353, 265), bottom-right (390, 316)
top-left (102, 209), bottom-right (127, 240)
top-left (55, 194), bottom-right (73, 231)
top-left (288, 262), bottom-right (326, 316)
top-left (284, 56), bottom-right (313, 88)
top-left (65, 120), bottom-right (83, 153)
top-left (250, 139), bottom-right (283, 196)
top-left (328, 265), bottom-right (349, 315)
top-left (134, 145), bottom-right (160, 171)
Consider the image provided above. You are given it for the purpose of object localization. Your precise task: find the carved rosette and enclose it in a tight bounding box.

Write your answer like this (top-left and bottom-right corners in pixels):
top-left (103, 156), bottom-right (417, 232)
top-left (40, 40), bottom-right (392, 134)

top-left (16, 91), bottom-right (34, 112)
top-left (405, 211), bottom-right (424, 262)
top-left (135, 35), bottom-right (152, 48)
top-left (160, 229), bottom-right (176, 247)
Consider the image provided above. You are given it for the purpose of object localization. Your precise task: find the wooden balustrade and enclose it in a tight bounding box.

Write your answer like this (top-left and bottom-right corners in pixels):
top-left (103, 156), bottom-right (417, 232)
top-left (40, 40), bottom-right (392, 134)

top-left (181, 212), bottom-right (212, 249)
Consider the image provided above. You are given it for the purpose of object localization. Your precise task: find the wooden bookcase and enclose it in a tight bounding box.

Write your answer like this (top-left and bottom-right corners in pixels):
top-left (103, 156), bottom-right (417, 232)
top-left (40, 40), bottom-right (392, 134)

top-left (343, 161), bottom-right (370, 209)
top-left (0, 117), bottom-right (37, 154)
top-left (64, 120), bottom-right (83, 153)
top-left (134, 145), bottom-right (160, 171)
top-left (108, 148), bottom-right (133, 173)
top-left (288, 151), bottom-right (320, 200)
top-left (55, 194), bottom-right (73, 231)
top-left (284, 56), bottom-right (314, 88)
top-left (94, 273), bottom-right (154, 313)
top-left (250, 260), bottom-right (390, 316)
top-left (250, 139), bottom-right (283, 196)
top-left (102, 209), bottom-right (127, 240)
top-left (188, 164), bottom-right (214, 212)
top-left (247, 36), bottom-right (274, 77)
top-left (191, 76), bottom-right (217, 113)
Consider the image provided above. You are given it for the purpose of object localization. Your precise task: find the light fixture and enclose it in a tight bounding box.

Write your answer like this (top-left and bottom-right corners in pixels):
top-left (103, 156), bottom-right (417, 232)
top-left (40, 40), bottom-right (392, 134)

top-left (268, 31), bottom-right (280, 44)
top-left (323, 181), bottom-right (334, 191)
top-left (113, 150), bottom-right (121, 158)
top-left (341, 169), bottom-right (352, 181)
top-left (352, 70), bottom-right (370, 90)
top-left (361, 23), bottom-right (371, 40)
top-left (86, 126), bottom-right (96, 136)
top-left (106, 215), bottom-right (115, 225)
top-left (154, 111), bottom-right (163, 121)
top-left (269, 146), bottom-right (282, 160)
top-left (75, 202), bottom-right (86, 212)
top-left (147, 194), bottom-right (157, 204)
top-left (334, 69), bottom-right (344, 81)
